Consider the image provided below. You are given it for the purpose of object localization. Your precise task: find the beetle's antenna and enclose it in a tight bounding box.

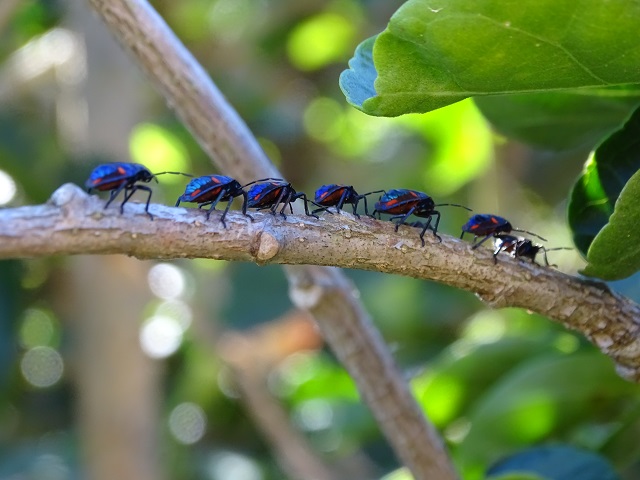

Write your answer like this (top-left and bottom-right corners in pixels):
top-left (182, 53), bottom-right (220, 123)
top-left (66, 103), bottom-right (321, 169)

top-left (241, 177), bottom-right (285, 189)
top-left (512, 228), bottom-right (547, 242)
top-left (435, 203), bottom-right (473, 211)
top-left (153, 171), bottom-right (193, 177)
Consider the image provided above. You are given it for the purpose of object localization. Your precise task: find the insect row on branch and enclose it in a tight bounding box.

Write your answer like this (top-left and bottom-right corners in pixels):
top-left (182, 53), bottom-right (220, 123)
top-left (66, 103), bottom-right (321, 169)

top-left (84, 162), bottom-right (569, 266)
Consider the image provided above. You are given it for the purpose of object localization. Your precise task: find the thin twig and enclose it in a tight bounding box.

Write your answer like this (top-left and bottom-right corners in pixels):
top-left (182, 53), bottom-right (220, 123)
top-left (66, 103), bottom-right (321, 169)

top-left (82, 0), bottom-right (459, 478)
top-left (3, 185), bottom-right (640, 384)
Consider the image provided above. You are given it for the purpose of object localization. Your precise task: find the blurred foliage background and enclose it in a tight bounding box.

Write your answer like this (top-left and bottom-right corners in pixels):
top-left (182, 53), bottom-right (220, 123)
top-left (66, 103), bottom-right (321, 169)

top-left (0, 0), bottom-right (639, 479)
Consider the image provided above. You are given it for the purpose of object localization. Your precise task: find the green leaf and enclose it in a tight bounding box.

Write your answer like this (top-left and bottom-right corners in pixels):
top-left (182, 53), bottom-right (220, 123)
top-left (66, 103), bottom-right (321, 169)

top-left (339, 36), bottom-right (377, 111)
top-left (340, 0), bottom-right (640, 117)
top-left (567, 106), bottom-right (640, 264)
top-left (582, 170), bottom-right (640, 279)
top-left (474, 91), bottom-right (640, 150)
top-left (457, 352), bottom-right (636, 470)
top-left (413, 338), bottom-right (557, 427)
top-left (568, 155), bottom-right (615, 255)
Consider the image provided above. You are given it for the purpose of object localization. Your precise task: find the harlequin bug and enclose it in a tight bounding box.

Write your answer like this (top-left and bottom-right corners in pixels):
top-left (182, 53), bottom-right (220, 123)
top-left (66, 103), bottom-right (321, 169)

top-left (492, 233), bottom-right (571, 266)
top-left (403, 221), bottom-right (436, 247)
top-left (85, 162), bottom-right (191, 220)
top-left (460, 214), bottom-right (545, 248)
top-left (246, 180), bottom-right (323, 219)
top-left (372, 189), bottom-right (471, 243)
top-left (313, 185), bottom-right (385, 218)
top-left (175, 175), bottom-right (259, 228)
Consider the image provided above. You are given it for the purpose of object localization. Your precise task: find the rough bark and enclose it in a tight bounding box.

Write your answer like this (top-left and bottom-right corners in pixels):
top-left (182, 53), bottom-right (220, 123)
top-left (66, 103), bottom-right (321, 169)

top-left (3, 186), bottom-right (640, 384)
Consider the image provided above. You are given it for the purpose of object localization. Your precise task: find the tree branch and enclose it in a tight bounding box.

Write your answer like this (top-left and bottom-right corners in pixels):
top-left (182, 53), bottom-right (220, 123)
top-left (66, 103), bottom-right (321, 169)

top-left (85, 0), bottom-right (277, 180)
top-left (81, 0), bottom-right (460, 478)
top-left (216, 311), bottom-right (338, 480)
top-left (4, 184), bottom-right (640, 384)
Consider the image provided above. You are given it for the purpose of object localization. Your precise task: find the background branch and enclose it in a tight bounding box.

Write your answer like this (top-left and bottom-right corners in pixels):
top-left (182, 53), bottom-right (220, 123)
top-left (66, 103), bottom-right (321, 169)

top-left (3, 184), bottom-right (640, 384)
top-left (82, 0), bottom-right (458, 478)
top-left (216, 311), bottom-right (338, 480)
top-left (0, 0), bottom-right (21, 35)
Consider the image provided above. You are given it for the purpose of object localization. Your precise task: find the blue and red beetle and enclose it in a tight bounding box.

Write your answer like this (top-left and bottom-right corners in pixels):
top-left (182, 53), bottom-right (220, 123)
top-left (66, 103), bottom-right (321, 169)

top-left (373, 189), bottom-right (471, 244)
top-left (85, 162), bottom-right (190, 220)
top-left (246, 180), bottom-right (321, 219)
top-left (175, 174), bottom-right (255, 228)
top-left (403, 221), bottom-right (437, 247)
top-left (460, 214), bottom-right (545, 248)
top-left (313, 184), bottom-right (385, 218)
top-left (492, 233), bottom-right (570, 266)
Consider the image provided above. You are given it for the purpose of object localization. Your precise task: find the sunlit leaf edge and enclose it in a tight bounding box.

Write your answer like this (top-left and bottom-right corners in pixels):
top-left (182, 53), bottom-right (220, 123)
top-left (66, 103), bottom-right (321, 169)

top-left (582, 169), bottom-right (640, 280)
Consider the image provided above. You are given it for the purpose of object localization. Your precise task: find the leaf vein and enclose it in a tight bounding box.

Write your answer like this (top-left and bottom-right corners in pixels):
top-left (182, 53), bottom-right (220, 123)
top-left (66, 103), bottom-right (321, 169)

top-left (476, 13), bottom-right (608, 84)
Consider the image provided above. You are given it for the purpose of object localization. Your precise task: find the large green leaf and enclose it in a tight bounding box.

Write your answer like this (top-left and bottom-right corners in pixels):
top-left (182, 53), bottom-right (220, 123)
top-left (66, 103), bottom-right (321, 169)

top-left (413, 338), bottom-right (557, 427)
top-left (457, 352), bottom-right (636, 473)
top-left (474, 91), bottom-right (640, 151)
top-left (582, 170), bottom-right (640, 279)
top-left (340, 0), bottom-right (640, 117)
top-left (567, 106), bottom-right (640, 264)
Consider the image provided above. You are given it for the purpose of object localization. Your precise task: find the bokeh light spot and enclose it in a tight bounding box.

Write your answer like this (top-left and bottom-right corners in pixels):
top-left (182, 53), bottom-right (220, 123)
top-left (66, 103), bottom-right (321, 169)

top-left (148, 263), bottom-right (186, 300)
top-left (443, 417), bottom-right (471, 444)
top-left (172, 1), bottom-right (212, 41)
top-left (129, 123), bottom-right (189, 182)
top-left (21, 260), bottom-right (50, 290)
top-left (303, 97), bottom-right (345, 142)
top-left (418, 374), bottom-right (465, 427)
top-left (140, 316), bottom-right (183, 359)
top-left (294, 399), bottom-right (333, 431)
top-left (217, 367), bottom-right (241, 399)
top-left (0, 170), bottom-right (17, 205)
top-left (277, 351), bottom-right (320, 388)
top-left (21, 347), bottom-right (64, 388)
top-left (207, 451), bottom-right (262, 480)
top-left (504, 392), bottom-right (556, 442)
top-left (340, 108), bottom-right (395, 158)
top-left (208, 0), bottom-right (254, 41)
top-left (287, 13), bottom-right (355, 71)
top-left (169, 402), bottom-right (207, 445)
top-left (380, 467), bottom-right (412, 480)
top-left (19, 308), bottom-right (58, 348)
top-left (155, 300), bottom-right (193, 330)
top-left (462, 311), bottom-right (507, 344)
top-left (302, 97), bottom-right (398, 159)
top-left (554, 333), bottom-right (580, 353)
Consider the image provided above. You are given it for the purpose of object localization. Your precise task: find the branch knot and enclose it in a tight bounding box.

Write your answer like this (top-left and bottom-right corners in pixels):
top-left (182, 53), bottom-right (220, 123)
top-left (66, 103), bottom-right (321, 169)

top-left (255, 230), bottom-right (281, 263)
